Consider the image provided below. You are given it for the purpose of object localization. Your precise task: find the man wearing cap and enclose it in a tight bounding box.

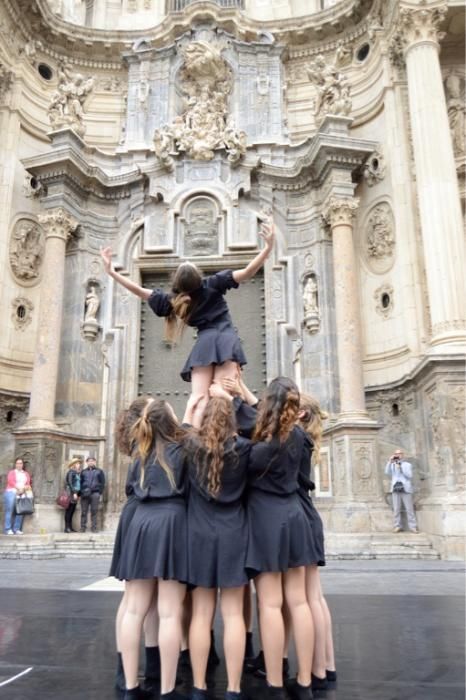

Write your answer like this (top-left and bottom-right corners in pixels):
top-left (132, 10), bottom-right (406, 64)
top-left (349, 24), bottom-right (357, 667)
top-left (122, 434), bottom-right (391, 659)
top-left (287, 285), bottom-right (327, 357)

top-left (385, 448), bottom-right (419, 533)
top-left (80, 456), bottom-right (106, 533)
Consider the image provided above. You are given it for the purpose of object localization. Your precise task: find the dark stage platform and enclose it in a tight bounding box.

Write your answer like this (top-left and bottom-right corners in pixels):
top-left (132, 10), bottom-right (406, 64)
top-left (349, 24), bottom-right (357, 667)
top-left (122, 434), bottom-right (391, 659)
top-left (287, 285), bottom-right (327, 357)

top-left (0, 589), bottom-right (464, 700)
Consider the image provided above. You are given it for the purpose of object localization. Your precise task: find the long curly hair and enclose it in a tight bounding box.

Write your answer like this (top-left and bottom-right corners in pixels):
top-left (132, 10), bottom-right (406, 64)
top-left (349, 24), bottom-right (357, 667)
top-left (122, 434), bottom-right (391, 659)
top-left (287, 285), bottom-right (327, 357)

top-left (253, 377), bottom-right (300, 444)
top-left (164, 262), bottom-right (203, 344)
top-left (298, 393), bottom-right (328, 463)
top-left (115, 395), bottom-right (153, 456)
top-left (185, 397), bottom-right (237, 497)
top-left (129, 400), bottom-right (186, 489)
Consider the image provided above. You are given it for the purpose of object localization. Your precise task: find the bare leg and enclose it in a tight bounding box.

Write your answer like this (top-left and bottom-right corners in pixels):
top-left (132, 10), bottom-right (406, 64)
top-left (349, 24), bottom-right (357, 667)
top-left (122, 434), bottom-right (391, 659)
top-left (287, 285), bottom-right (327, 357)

top-left (158, 579), bottom-right (186, 694)
top-left (181, 590), bottom-right (192, 652)
top-left (121, 579), bottom-right (156, 689)
top-left (221, 586), bottom-right (246, 692)
top-left (305, 566), bottom-right (326, 679)
top-left (243, 583), bottom-right (253, 633)
top-left (283, 567), bottom-right (313, 687)
top-left (188, 366), bottom-right (214, 418)
top-left (321, 593), bottom-right (336, 672)
top-left (190, 587), bottom-right (217, 690)
top-left (116, 586), bottom-right (127, 653)
top-left (213, 360), bottom-right (240, 385)
top-left (143, 581), bottom-right (159, 646)
top-left (255, 572), bottom-right (284, 687)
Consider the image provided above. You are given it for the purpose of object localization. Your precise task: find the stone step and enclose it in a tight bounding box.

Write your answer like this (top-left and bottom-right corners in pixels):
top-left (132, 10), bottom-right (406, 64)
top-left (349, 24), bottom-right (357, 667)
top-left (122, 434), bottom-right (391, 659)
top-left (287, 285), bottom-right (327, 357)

top-left (0, 531), bottom-right (441, 560)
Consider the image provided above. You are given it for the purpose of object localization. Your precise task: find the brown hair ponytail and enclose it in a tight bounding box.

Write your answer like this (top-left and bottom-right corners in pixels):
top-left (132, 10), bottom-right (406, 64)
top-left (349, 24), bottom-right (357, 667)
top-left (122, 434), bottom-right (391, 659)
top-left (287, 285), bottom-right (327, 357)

top-left (298, 393), bottom-right (328, 463)
top-left (163, 263), bottom-right (203, 345)
top-left (253, 377), bottom-right (300, 444)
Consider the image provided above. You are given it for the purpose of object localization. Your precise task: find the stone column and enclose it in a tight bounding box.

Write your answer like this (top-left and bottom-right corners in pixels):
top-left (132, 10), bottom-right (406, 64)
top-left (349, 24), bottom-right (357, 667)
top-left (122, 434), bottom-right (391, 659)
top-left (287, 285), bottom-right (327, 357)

top-left (26, 208), bottom-right (78, 429)
top-left (400, 1), bottom-right (465, 347)
top-left (324, 196), bottom-right (368, 420)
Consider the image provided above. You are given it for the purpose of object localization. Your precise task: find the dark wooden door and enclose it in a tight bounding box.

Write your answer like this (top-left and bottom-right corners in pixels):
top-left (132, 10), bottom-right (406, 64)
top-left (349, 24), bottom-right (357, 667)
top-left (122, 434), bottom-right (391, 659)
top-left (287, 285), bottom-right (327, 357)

top-left (139, 272), bottom-right (266, 418)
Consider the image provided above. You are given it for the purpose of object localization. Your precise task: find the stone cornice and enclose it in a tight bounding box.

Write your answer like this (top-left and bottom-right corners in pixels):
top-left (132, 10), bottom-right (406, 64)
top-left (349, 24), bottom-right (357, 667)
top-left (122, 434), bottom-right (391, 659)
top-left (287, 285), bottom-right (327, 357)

top-left (4, 0), bottom-right (376, 66)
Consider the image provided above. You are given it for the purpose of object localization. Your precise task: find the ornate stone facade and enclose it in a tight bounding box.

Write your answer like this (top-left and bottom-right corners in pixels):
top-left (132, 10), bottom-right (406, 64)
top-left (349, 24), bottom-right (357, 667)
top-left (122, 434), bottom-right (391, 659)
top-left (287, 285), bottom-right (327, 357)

top-left (0, 0), bottom-right (464, 557)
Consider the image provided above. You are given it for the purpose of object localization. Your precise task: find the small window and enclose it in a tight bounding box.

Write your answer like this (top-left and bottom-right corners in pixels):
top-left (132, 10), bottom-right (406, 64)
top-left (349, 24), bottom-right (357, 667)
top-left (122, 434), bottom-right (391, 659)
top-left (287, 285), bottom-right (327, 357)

top-left (381, 293), bottom-right (391, 309)
top-left (392, 403), bottom-right (399, 417)
top-left (38, 64), bottom-right (53, 81)
top-left (6, 411), bottom-right (13, 423)
top-left (356, 43), bottom-right (370, 62)
top-left (17, 305), bottom-right (26, 319)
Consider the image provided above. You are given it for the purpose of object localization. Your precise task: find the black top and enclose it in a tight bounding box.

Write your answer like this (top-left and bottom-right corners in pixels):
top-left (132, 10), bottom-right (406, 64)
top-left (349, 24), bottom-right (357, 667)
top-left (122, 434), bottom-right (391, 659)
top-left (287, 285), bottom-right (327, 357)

top-left (132, 443), bottom-right (187, 501)
top-left (297, 432), bottom-right (316, 493)
top-left (80, 467), bottom-right (105, 494)
top-left (233, 397), bottom-right (258, 438)
top-left (248, 425), bottom-right (309, 496)
top-left (187, 436), bottom-right (252, 504)
top-left (147, 269), bottom-right (239, 331)
top-left (65, 469), bottom-right (80, 495)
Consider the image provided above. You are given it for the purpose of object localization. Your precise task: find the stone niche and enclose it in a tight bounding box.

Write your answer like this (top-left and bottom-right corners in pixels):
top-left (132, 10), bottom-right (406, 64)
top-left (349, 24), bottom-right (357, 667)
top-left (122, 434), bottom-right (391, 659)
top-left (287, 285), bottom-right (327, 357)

top-left (179, 195), bottom-right (221, 257)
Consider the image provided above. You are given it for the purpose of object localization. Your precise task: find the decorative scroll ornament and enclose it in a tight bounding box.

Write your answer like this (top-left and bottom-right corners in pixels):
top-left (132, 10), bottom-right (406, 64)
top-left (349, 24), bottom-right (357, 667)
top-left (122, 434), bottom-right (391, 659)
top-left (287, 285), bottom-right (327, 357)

top-left (9, 219), bottom-right (44, 284)
top-left (374, 283), bottom-right (395, 318)
top-left (306, 54), bottom-right (352, 121)
top-left (48, 62), bottom-right (94, 137)
top-left (364, 202), bottom-right (396, 274)
top-left (153, 41), bottom-right (247, 168)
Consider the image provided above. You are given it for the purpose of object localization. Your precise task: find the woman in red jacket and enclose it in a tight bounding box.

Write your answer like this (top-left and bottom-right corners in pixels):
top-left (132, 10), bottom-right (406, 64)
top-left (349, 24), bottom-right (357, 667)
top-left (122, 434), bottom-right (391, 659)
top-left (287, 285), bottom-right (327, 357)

top-left (3, 457), bottom-right (32, 535)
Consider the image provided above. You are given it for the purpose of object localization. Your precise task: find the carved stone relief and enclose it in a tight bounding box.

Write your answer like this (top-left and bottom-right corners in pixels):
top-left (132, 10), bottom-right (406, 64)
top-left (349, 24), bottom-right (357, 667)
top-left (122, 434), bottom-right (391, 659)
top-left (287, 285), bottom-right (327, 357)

top-left (0, 61), bottom-right (14, 101)
top-left (302, 273), bottom-right (320, 334)
top-left (306, 53), bottom-right (352, 121)
top-left (48, 62), bottom-right (94, 137)
top-left (11, 296), bottom-right (34, 331)
top-left (0, 392), bottom-right (29, 432)
top-left (182, 197), bottom-right (219, 257)
top-left (425, 384), bottom-right (465, 488)
top-left (9, 219), bottom-right (45, 285)
top-left (374, 283), bottom-right (394, 319)
top-left (444, 73), bottom-right (465, 158)
top-left (352, 442), bottom-right (377, 495)
top-left (363, 202), bottom-right (396, 274)
top-left (153, 41), bottom-right (247, 167)
top-left (363, 149), bottom-right (386, 186)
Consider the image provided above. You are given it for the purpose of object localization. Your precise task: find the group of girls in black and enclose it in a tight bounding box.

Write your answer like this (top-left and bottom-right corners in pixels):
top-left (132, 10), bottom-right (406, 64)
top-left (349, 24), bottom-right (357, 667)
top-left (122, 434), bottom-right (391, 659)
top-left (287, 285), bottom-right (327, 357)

top-left (102, 216), bottom-right (337, 700)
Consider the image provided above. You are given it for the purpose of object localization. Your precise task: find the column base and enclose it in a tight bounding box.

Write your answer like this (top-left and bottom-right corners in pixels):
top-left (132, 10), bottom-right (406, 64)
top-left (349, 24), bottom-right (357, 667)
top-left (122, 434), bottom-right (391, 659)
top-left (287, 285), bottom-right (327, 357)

top-left (19, 418), bottom-right (62, 432)
top-left (429, 327), bottom-right (466, 353)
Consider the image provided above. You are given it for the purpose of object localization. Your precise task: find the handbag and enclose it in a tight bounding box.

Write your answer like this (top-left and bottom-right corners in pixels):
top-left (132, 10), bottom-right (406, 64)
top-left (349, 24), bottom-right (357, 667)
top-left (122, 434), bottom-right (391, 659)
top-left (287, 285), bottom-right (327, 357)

top-left (393, 481), bottom-right (405, 493)
top-left (56, 490), bottom-right (71, 509)
top-left (15, 493), bottom-right (34, 515)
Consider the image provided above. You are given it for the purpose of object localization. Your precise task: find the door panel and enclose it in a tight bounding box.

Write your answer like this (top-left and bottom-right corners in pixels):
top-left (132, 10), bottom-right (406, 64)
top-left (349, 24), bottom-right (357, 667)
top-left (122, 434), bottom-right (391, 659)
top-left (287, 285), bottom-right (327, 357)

top-left (139, 272), bottom-right (266, 418)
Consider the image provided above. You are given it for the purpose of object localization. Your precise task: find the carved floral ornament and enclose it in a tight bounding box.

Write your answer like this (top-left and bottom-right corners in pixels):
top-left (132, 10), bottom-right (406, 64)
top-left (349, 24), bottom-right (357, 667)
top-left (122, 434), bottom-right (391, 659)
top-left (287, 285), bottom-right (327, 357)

top-left (9, 219), bottom-right (45, 285)
top-left (363, 202), bottom-right (396, 274)
top-left (153, 41), bottom-right (247, 168)
top-left (322, 197), bottom-right (359, 228)
top-left (37, 208), bottom-right (79, 242)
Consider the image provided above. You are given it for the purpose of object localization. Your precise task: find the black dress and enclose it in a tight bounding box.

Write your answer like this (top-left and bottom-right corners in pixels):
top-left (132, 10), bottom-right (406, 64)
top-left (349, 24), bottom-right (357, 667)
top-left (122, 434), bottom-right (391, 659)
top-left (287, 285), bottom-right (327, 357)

top-left (116, 444), bottom-right (188, 582)
top-left (147, 269), bottom-right (247, 382)
top-left (297, 435), bottom-right (326, 568)
top-left (109, 461), bottom-right (140, 579)
top-left (245, 426), bottom-right (320, 576)
top-left (186, 436), bottom-right (252, 589)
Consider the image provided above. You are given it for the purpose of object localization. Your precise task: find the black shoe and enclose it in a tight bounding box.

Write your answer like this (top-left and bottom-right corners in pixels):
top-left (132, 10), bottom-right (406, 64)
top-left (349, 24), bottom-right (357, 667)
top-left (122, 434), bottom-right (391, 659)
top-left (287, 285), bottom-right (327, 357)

top-left (282, 659), bottom-right (289, 681)
top-left (311, 673), bottom-right (328, 691)
top-left (64, 528), bottom-right (71, 533)
top-left (91, 527), bottom-right (98, 533)
top-left (70, 528), bottom-right (78, 532)
top-left (115, 652), bottom-right (125, 691)
top-left (191, 688), bottom-right (209, 700)
top-left (267, 686), bottom-right (286, 700)
top-left (161, 691), bottom-right (188, 700)
top-left (245, 631), bottom-right (255, 660)
top-left (251, 651), bottom-right (266, 678)
top-left (326, 670), bottom-right (337, 683)
top-left (286, 679), bottom-right (313, 700)
top-left (225, 692), bottom-right (245, 700)
top-left (207, 630), bottom-right (220, 668)
top-left (178, 648), bottom-right (191, 674)
top-left (124, 686), bottom-right (153, 699)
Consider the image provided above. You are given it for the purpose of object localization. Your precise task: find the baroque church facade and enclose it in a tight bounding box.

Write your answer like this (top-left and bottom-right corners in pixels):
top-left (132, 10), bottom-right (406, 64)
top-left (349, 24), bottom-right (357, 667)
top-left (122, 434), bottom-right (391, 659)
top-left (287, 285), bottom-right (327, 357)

top-left (0, 0), bottom-right (464, 557)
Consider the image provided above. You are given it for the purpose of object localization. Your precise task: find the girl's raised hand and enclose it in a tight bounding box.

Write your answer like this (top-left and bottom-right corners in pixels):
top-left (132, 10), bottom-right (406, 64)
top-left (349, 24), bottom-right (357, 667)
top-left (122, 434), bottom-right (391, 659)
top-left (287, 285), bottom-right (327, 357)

top-left (259, 217), bottom-right (275, 251)
top-left (100, 246), bottom-right (114, 275)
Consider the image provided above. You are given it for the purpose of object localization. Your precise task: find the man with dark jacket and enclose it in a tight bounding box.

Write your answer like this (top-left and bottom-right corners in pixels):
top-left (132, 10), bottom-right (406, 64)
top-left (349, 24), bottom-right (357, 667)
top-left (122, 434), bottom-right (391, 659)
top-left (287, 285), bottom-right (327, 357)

top-left (80, 456), bottom-right (105, 533)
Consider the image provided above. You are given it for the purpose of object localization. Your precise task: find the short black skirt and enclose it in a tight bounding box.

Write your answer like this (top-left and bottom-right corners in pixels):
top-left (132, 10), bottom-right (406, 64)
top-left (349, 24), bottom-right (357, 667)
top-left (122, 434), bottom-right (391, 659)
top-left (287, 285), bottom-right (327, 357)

top-left (109, 495), bottom-right (138, 579)
top-left (299, 491), bottom-right (325, 567)
top-left (246, 490), bottom-right (321, 576)
top-left (187, 496), bottom-right (249, 589)
top-left (116, 498), bottom-right (188, 582)
top-left (181, 326), bottom-right (247, 382)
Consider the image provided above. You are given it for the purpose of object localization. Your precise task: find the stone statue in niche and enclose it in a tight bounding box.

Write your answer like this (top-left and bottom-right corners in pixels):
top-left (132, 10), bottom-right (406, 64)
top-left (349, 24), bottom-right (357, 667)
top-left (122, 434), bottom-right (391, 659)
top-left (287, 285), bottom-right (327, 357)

top-left (184, 199), bottom-right (219, 257)
top-left (48, 62), bottom-right (94, 137)
top-left (303, 274), bottom-right (320, 334)
top-left (82, 284), bottom-right (100, 340)
top-left (306, 54), bottom-right (352, 120)
top-left (444, 73), bottom-right (465, 156)
top-left (9, 220), bottom-right (44, 284)
top-left (153, 41), bottom-right (247, 167)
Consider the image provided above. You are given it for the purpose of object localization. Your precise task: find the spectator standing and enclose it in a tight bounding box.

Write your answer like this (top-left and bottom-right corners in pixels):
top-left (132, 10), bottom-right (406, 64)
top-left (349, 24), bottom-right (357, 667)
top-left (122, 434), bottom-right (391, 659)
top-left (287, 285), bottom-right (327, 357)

top-left (3, 457), bottom-right (32, 535)
top-left (385, 449), bottom-right (418, 533)
top-left (64, 458), bottom-right (82, 533)
top-left (80, 456), bottom-right (105, 533)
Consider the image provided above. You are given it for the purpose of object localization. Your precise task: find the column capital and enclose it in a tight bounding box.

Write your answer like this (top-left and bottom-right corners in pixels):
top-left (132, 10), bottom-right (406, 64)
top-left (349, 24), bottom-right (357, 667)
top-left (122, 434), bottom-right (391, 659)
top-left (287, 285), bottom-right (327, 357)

top-left (398, 1), bottom-right (447, 52)
top-left (38, 208), bottom-right (78, 242)
top-left (323, 196), bottom-right (359, 228)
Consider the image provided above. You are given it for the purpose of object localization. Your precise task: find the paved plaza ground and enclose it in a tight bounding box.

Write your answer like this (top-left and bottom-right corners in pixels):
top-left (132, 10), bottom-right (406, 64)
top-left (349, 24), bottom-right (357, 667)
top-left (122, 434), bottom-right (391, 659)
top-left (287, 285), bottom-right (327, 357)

top-left (0, 559), bottom-right (464, 699)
